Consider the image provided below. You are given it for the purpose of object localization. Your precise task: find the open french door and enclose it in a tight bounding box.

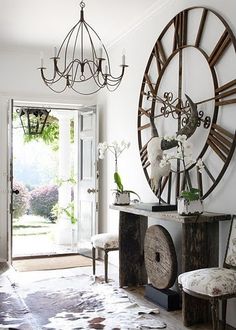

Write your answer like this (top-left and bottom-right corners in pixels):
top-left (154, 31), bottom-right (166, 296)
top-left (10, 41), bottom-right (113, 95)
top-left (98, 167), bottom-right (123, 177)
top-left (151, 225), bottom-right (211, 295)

top-left (75, 106), bottom-right (99, 257)
top-left (9, 101), bottom-right (98, 259)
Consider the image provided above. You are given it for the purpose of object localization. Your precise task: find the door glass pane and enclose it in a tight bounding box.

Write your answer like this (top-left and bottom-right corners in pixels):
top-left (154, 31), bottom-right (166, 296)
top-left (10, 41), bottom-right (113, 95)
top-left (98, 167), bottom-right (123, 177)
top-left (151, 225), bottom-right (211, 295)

top-left (79, 200), bottom-right (93, 241)
top-left (81, 139), bottom-right (92, 180)
top-left (81, 114), bottom-right (93, 131)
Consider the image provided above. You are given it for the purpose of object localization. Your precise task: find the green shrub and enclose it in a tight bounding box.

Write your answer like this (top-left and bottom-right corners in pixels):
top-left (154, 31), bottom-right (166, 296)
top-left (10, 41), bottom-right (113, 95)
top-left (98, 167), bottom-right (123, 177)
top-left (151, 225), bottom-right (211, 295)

top-left (13, 181), bottom-right (30, 219)
top-left (30, 185), bottom-right (58, 218)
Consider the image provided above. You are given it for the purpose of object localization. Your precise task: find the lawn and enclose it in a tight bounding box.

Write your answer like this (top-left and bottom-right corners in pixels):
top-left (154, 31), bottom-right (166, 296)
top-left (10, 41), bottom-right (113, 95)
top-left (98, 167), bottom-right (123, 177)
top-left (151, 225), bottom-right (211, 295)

top-left (13, 215), bottom-right (56, 236)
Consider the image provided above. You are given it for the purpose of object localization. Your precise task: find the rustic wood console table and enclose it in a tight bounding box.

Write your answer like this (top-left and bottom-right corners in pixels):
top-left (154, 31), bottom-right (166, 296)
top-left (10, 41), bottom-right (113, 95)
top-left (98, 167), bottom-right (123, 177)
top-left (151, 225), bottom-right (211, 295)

top-left (110, 204), bottom-right (231, 326)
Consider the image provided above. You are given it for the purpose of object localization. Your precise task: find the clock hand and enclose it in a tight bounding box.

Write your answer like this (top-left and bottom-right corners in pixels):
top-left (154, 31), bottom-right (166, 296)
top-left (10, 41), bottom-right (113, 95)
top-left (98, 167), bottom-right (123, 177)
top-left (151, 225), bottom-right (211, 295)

top-left (144, 91), bottom-right (190, 117)
top-left (196, 95), bottom-right (219, 105)
top-left (160, 94), bottom-right (199, 150)
top-left (196, 84), bottom-right (236, 106)
top-left (177, 48), bottom-right (183, 131)
top-left (144, 90), bottom-right (208, 127)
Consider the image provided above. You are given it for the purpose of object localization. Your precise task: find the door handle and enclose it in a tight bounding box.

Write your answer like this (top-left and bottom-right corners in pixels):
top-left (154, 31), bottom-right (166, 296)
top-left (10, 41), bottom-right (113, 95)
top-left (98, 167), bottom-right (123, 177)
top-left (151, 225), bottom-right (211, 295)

top-left (87, 188), bottom-right (97, 194)
top-left (13, 189), bottom-right (19, 194)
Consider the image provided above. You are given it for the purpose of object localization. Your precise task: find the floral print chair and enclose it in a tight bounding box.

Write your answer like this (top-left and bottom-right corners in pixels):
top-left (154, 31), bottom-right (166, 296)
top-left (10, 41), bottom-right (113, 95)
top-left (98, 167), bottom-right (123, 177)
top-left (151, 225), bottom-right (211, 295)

top-left (178, 216), bottom-right (236, 330)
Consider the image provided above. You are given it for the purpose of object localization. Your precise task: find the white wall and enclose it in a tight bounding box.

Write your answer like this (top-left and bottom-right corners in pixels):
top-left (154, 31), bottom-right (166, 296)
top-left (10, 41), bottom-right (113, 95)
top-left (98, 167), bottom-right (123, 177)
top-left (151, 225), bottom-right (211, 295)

top-left (97, 0), bottom-right (236, 327)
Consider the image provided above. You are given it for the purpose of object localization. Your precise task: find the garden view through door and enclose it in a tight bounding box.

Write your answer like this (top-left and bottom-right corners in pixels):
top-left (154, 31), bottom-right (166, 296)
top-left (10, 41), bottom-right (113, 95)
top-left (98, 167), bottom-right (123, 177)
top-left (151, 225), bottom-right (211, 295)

top-left (11, 101), bottom-right (98, 258)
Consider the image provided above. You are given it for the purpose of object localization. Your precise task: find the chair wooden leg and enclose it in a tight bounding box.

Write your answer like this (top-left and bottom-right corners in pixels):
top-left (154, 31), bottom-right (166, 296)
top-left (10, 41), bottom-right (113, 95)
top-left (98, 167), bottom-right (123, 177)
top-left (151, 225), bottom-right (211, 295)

top-left (211, 299), bottom-right (219, 330)
top-left (222, 299), bottom-right (227, 330)
top-left (92, 246), bottom-right (96, 275)
top-left (104, 250), bottom-right (108, 283)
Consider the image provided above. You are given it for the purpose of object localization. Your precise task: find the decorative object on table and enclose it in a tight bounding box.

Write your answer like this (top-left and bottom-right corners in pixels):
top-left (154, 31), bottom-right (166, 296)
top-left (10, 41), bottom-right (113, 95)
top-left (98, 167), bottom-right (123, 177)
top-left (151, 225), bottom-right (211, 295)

top-left (177, 196), bottom-right (203, 216)
top-left (144, 225), bottom-right (179, 311)
top-left (178, 216), bottom-right (236, 330)
top-left (16, 107), bottom-right (51, 135)
top-left (98, 141), bottom-right (140, 205)
top-left (158, 134), bottom-right (204, 215)
top-left (39, 1), bottom-right (128, 95)
top-left (137, 7), bottom-right (236, 205)
top-left (134, 202), bottom-right (177, 212)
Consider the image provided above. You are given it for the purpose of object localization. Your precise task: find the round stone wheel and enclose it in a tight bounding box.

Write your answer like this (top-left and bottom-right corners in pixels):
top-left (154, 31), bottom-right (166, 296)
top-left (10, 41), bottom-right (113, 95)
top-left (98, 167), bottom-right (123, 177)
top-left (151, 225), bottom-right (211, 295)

top-left (144, 225), bottom-right (177, 289)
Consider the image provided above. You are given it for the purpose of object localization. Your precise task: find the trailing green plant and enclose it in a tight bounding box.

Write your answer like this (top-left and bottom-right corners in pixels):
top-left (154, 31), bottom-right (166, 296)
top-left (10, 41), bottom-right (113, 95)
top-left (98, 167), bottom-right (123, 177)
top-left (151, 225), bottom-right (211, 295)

top-left (55, 176), bottom-right (77, 186)
top-left (21, 115), bottom-right (75, 151)
top-left (180, 188), bottom-right (200, 201)
top-left (51, 201), bottom-right (77, 224)
top-left (23, 118), bottom-right (59, 149)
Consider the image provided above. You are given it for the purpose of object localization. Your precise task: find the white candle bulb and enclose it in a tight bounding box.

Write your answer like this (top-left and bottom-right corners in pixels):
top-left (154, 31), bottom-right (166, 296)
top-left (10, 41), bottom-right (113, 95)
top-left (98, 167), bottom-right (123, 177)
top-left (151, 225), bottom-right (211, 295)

top-left (40, 51), bottom-right (44, 67)
top-left (98, 47), bottom-right (102, 58)
top-left (122, 54), bottom-right (126, 65)
top-left (54, 47), bottom-right (57, 57)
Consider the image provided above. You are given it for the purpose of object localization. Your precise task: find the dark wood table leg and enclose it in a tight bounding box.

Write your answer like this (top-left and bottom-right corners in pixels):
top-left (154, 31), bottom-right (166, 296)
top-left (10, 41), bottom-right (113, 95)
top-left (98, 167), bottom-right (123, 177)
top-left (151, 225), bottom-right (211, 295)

top-left (182, 222), bottom-right (219, 326)
top-left (119, 211), bottom-right (148, 287)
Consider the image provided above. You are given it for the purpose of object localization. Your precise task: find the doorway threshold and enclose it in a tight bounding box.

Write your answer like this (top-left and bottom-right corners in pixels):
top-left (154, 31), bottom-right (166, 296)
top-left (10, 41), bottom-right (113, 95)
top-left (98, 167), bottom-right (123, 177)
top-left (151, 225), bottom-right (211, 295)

top-left (12, 252), bottom-right (84, 261)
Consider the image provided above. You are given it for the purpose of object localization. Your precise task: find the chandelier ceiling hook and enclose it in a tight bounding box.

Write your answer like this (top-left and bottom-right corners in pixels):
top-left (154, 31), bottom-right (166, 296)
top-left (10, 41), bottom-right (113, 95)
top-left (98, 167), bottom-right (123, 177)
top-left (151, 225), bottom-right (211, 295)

top-left (80, 1), bottom-right (85, 8)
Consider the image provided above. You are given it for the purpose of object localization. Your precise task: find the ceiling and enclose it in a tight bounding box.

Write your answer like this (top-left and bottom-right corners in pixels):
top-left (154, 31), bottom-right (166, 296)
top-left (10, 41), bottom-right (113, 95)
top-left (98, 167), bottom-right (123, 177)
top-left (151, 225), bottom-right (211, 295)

top-left (0, 0), bottom-right (166, 52)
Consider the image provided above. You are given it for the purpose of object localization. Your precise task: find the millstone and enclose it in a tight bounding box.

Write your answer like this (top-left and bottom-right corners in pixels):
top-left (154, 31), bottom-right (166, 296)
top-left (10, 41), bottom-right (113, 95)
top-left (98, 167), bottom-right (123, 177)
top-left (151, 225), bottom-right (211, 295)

top-left (144, 225), bottom-right (177, 289)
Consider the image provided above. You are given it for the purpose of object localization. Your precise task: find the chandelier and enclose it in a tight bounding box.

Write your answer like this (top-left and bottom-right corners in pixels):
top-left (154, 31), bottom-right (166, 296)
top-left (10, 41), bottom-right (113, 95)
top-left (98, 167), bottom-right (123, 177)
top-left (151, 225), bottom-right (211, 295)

top-left (16, 107), bottom-right (51, 135)
top-left (39, 1), bottom-right (128, 95)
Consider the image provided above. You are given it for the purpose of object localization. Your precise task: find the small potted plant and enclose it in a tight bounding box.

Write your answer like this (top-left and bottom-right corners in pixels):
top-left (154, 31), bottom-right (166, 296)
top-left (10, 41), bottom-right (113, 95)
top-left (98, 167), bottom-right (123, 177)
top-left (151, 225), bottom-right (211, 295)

top-left (160, 135), bottom-right (204, 215)
top-left (98, 140), bottom-right (140, 205)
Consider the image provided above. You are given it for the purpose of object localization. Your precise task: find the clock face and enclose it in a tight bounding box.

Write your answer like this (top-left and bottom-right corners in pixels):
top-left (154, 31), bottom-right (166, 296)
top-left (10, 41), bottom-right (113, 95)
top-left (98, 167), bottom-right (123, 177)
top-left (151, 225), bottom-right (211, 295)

top-left (138, 7), bottom-right (236, 203)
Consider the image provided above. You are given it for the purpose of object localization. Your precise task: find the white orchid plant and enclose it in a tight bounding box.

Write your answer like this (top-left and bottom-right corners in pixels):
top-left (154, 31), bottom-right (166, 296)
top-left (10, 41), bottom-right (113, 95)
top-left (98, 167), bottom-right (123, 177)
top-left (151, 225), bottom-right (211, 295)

top-left (98, 140), bottom-right (140, 199)
top-left (160, 134), bottom-right (204, 201)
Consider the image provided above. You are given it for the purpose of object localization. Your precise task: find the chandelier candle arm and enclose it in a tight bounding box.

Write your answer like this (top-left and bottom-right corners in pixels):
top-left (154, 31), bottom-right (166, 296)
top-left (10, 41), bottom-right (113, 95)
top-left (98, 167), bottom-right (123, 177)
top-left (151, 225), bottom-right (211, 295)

top-left (39, 0), bottom-right (127, 95)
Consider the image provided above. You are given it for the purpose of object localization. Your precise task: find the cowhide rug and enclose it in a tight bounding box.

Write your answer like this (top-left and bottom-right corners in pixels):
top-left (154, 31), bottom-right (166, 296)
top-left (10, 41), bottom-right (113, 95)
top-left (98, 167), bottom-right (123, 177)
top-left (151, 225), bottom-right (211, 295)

top-left (0, 271), bottom-right (167, 330)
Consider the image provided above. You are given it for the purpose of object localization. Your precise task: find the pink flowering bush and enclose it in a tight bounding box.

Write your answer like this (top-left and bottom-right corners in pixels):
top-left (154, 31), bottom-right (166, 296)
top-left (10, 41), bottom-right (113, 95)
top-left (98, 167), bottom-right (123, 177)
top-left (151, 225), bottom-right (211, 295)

top-left (13, 181), bottom-right (30, 219)
top-left (30, 185), bottom-right (58, 218)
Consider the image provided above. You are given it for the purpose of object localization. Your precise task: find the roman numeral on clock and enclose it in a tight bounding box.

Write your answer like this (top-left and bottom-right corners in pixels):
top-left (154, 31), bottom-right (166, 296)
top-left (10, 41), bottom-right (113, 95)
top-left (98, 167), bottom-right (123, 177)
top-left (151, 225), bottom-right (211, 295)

top-left (153, 40), bottom-right (167, 74)
top-left (207, 123), bottom-right (235, 162)
top-left (139, 143), bottom-right (150, 169)
top-left (158, 173), bottom-right (171, 201)
top-left (208, 29), bottom-right (232, 67)
top-left (195, 8), bottom-right (208, 47)
top-left (138, 107), bottom-right (152, 118)
top-left (144, 73), bottom-right (156, 97)
top-left (173, 10), bottom-right (188, 51)
top-left (215, 79), bottom-right (236, 106)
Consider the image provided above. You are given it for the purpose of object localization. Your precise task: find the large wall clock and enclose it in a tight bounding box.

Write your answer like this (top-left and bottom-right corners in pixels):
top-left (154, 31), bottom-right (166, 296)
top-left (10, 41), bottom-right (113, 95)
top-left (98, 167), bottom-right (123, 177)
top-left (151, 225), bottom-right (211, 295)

top-left (137, 7), bottom-right (236, 204)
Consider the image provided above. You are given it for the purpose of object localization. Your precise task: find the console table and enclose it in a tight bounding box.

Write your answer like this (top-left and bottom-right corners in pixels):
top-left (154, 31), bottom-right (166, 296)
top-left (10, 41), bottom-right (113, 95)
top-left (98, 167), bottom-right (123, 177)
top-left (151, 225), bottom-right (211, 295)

top-left (110, 204), bottom-right (231, 326)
